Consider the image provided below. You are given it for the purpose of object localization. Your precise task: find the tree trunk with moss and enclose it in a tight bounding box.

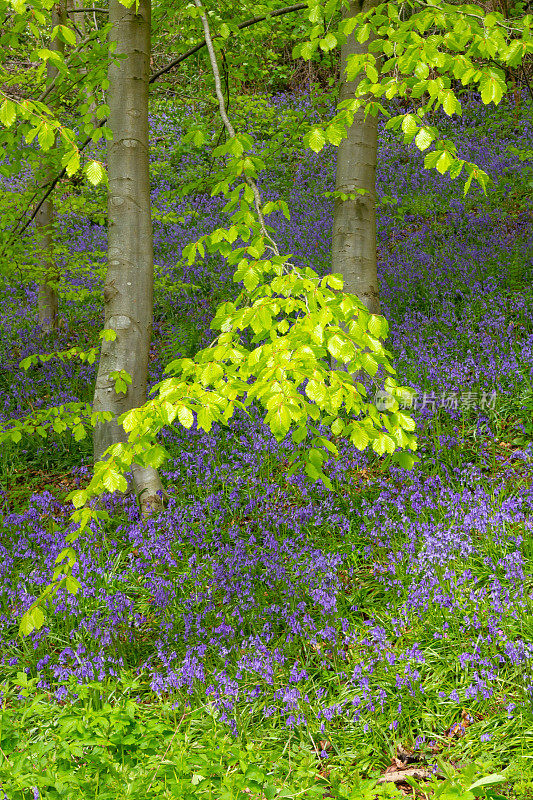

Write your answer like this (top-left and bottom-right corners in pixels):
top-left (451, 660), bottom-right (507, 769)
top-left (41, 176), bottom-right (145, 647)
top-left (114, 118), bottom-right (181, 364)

top-left (92, 0), bottom-right (164, 512)
top-left (331, 0), bottom-right (380, 315)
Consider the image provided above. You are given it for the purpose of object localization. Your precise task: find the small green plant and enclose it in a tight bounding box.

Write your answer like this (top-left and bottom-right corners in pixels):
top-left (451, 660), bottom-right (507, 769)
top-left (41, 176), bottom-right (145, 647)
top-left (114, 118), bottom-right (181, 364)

top-left (405, 759), bottom-right (508, 800)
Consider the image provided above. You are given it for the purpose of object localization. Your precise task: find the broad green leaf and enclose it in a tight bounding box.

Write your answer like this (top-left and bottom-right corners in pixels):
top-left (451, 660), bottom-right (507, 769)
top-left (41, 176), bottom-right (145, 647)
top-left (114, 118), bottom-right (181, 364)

top-left (325, 124), bottom-right (344, 146)
top-left (73, 424), bottom-right (86, 442)
top-left (65, 576), bottom-right (81, 594)
top-left (442, 90), bottom-right (460, 116)
top-left (292, 426), bottom-right (308, 444)
top-left (319, 32), bottom-right (337, 52)
top-left (298, 40), bottom-right (317, 61)
top-left (469, 775), bottom-right (507, 792)
top-left (331, 418), bottom-right (344, 435)
top-left (86, 160), bottom-right (104, 185)
top-left (197, 406), bottom-right (214, 432)
top-left (62, 150), bottom-right (80, 177)
top-left (414, 61), bottom-right (429, 80)
top-left (361, 353), bottom-right (378, 376)
top-left (31, 605), bottom-right (45, 628)
top-left (243, 268), bottom-right (259, 291)
top-left (305, 380), bottom-right (326, 404)
top-left (395, 451), bottom-right (417, 469)
top-left (350, 424), bottom-right (369, 450)
top-left (19, 605), bottom-right (45, 637)
top-left (58, 24), bottom-right (76, 45)
top-left (103, 470), bottom-right (127, 493)
top-left (327, 274), bottom-right (343, 290)
top-left (327, 334), bottom-right (346, 361)
top-left (397, 412), bottom-right (415, 431)
top-left (373, 433), bottom-right (395, 455)
top-left (306, 128), bottom-right (326, 154)
top-left (308, 448), bottom-right (323, 468)
top-left (0, 99), bottom-right (16, 127)
top-left (401, 114), bottom-right (418, 138)
top-left (19, 613), bottom-right (34, 637)
top-left (415, 127), bottom-right (434, 151)
top-left (436, 150), bottom-right (454, 175)
top-left (368, 314), bottom-right (386, 337)
top-left (177, 405), bottom-right (194, 429)
top-left (38, 123), bottom-right (55, 151)
top-left (479, 68), bottom-right (506, 105)
top-left (71, 490), bottom-right (88, 508)
top-left (357, 23), bottom-right (371, 43)
top-left (271, 404), bottom-right (291, 439)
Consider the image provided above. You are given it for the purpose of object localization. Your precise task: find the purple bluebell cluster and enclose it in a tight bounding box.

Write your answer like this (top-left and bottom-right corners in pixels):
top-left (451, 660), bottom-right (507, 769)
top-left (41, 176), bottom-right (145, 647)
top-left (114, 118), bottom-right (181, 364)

top-left (0, 92), bottom-right (532, 752)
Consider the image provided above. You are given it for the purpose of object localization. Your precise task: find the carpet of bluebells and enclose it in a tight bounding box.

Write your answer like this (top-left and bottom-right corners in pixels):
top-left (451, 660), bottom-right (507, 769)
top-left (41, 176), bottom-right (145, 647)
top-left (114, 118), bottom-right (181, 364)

top-left (1, 90), bottom-right (533, 769)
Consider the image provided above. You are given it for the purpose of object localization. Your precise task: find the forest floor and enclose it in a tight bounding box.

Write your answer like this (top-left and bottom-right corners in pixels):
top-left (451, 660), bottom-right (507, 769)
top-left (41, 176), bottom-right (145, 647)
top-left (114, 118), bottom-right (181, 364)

top-left (1, 91), bottom-right (533, 799)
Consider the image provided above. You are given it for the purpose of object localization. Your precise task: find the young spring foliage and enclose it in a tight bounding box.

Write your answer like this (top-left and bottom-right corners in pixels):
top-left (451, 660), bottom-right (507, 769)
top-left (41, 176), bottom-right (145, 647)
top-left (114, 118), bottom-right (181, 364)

top-left (11, 0), bottom-right (532, 636)
top-left (295, 0), bottom-right (532, 194)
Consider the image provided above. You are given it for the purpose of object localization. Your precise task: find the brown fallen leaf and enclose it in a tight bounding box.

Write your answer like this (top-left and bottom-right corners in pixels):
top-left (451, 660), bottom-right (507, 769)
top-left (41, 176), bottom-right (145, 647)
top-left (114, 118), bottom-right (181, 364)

top-left (377, 767), bottom-right (432, 785)
top-left (396, 744), bottom-right (420, 766)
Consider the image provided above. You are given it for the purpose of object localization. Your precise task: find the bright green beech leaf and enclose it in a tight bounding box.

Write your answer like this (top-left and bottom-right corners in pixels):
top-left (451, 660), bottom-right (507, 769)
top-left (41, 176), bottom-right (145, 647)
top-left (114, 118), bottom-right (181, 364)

top-left (103, 470), bottom-right (128, 493)
top-left (306, 128), bottom-right (326, 154)
top-left (480, 68), bottom-right (506, 105)
top-left (0, 99), bottom-right (16, 127)
top-left (319, 32), bottom-right (337, 52)
top-left (177, 405), bottom-right (194, 429)
top-left (350, 424), bottom-right (369, 450)
top-left (86, 160), bottom-right (104, 185)
top-left (415, 127), bottom-right (434, 151)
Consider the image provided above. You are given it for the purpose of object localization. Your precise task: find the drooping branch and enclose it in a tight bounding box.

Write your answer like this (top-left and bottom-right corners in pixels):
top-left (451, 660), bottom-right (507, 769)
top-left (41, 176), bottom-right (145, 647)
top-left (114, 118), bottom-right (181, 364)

top-left (192, 0), bottom-right (280, 256)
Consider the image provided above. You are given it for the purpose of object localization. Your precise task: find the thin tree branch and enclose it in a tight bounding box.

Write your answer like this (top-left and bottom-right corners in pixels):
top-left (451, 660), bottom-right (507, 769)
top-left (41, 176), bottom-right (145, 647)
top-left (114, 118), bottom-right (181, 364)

top-left (6, 117), bottom-right (107, 245)
top-left (37, 34), bottom-right (96, 104)
top-left (8, 2), bottom-right (307, 245)
top-left (149, 3), bottom-right (307, 83)
top-left (193, 0), bottom-right (280, 256)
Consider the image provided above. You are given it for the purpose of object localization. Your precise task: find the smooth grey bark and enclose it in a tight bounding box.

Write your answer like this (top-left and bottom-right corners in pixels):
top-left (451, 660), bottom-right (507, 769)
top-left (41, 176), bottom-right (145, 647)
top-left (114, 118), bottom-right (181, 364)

top-left (331, 0), bottom-right (380, 315)
top-left (36, 1), bottom-right (66, 333)
top-left (92, 0), bottom-right (164, 512)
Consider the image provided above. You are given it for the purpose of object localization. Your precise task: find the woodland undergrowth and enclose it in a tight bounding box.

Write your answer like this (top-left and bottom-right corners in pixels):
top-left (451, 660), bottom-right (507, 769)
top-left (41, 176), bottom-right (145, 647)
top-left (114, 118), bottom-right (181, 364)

top-left (0, 90), bottom-right (533, 799)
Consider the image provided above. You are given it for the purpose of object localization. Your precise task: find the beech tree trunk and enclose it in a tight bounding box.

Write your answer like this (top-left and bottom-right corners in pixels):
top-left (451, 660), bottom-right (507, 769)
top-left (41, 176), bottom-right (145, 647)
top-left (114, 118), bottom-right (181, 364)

top-left (331, 0), bottom-right (380, 315)
top-left (92, 0), bottom-right (164, 512)
top-left (36, 0), bottom-right (66, 333)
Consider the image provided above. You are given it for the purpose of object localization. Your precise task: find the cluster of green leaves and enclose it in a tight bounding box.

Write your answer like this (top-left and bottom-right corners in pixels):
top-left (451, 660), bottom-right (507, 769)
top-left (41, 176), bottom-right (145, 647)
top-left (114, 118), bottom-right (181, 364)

top-left (18, 142), bottom-right (416, 634)
top-left (0, 673), bottom-right (304, 799)
top-left (404, 759), bottom-right (509, 800)
top-left (294, 0), bottom-right (532, 193)
top-left (0, 401), bottom-right (103, 446)
top-left (0, 671), bottom-right (513, 800)
top-left (0, 0), bottom-right (112, 178)
top-left (0, 331), bottom-right (118, 448)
